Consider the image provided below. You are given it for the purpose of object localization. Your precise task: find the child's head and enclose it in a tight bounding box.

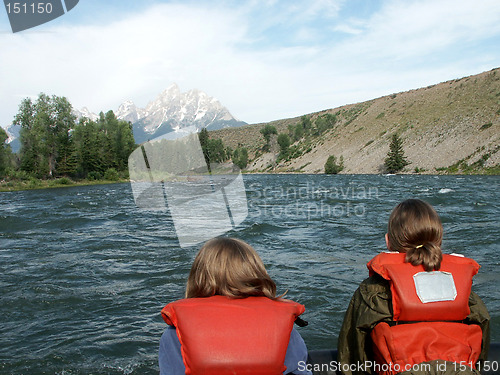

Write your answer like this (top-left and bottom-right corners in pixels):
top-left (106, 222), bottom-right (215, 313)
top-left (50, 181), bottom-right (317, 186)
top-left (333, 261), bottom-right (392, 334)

top-left (387, 199), bottom-right (443, 271)
top-left (185, 237), bottom-right (277, 299)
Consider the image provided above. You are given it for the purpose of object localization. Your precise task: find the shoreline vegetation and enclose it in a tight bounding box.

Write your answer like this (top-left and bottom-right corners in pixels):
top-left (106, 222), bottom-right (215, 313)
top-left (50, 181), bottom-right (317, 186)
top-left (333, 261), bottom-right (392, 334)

top-left (2, 165), bottom-right (499, 193)
top-left (0, 94), bottom-right (136, 193)
top-left (0, 176), bottom-right (130, 193)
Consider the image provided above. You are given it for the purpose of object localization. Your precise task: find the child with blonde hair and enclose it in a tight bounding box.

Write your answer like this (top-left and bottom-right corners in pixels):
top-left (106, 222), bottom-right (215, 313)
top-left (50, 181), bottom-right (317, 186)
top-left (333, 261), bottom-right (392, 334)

top-left (159, 237), bottom-right (311, 375)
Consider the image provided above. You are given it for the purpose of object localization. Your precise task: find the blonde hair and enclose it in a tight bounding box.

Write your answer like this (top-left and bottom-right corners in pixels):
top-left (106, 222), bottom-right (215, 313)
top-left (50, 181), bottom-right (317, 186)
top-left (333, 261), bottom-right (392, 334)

top-left (185, 237), bottom-right (277, 299)
top-left (387, 199), bottom-right (443, 272)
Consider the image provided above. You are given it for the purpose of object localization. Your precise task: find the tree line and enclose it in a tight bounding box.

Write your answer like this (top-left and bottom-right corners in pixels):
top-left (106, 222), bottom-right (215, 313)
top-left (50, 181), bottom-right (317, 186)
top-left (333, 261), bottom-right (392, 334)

top-left (0, 94), bottom-right (411, 181)
top-left (0, 93), bottom-right (136, 181)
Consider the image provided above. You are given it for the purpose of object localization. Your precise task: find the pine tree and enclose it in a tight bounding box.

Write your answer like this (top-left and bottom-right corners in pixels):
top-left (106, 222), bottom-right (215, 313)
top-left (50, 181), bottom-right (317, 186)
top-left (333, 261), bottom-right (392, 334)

top-left (50, 95), bottom-right (76, 176)
top-left (55, 133), bottom-right (77, 176)
top-left (72, 119), bottom-right (104, 178)
top-left (384, 133), bottom-right (409, 173)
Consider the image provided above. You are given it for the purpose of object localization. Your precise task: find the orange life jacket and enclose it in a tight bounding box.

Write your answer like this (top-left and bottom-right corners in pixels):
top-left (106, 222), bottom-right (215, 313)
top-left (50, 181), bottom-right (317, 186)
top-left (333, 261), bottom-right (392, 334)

top-left (367, 252), bottom-right (483, 375)
top-left (161, 295), bottom-right (305, 375)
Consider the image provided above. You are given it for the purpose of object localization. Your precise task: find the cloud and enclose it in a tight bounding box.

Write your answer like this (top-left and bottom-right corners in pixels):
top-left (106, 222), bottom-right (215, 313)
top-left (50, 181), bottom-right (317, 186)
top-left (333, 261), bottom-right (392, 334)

top-left (1, 0), bottom-right (499, 128)
top-left (0, 3), bottom-right (248, 123)
top-left (358, 0), bottom-right (500, 60)
top-left (333, 22), bottom-right (365, 36)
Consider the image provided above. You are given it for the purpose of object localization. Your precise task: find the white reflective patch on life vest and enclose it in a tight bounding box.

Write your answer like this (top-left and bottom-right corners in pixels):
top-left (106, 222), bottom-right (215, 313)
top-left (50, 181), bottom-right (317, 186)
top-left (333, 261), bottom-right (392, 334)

top-left (413, 271), bottom-right (457, 303)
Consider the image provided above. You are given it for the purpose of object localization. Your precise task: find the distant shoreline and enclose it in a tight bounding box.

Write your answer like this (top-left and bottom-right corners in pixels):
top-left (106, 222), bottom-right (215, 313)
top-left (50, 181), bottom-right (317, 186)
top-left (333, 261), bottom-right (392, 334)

top-left (241, 168), bottom-right (499, 176)
top-left (0, 178), bottom-right (129, 193)
top-left (2, 169), bottom-right (498, 193)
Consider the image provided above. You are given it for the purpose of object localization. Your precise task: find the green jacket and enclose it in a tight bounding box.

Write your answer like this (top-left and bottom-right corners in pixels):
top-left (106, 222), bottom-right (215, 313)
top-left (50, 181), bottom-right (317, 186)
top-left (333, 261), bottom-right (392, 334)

top-left (337, 274), bottom-right (490, 375)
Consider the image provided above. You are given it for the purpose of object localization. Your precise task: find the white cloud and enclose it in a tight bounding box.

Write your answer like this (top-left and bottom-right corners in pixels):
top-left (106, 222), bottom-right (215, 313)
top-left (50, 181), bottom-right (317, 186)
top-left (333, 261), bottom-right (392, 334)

top-left (350, 0), bottom-right (500, 61)
top-left (333, 22), bottom-right (365, 36)
top-left (1, 0), bottom-right (499, 128)
top-left (1, 4), bottom-right (248, 122)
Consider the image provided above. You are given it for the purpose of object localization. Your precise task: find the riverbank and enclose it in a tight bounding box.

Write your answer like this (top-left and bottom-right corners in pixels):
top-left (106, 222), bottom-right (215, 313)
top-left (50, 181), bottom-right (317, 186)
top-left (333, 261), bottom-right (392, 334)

top-left (0, 177), bottom-right (129, 192)
top-left (2, 166), bottom-right (499, 193)
top-left (243, 164), bottom-right (500, 175)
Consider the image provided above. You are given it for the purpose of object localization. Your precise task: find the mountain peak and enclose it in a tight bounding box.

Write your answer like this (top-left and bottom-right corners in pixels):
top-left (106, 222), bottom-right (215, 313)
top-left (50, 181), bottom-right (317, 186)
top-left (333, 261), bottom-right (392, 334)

top-left (116, 100), bottom-right (145, 124)
top-left (73, 107), bottom-right (99, 122)
top-left (132, 85), bottom-right (246, 142)
top-left (165, 83), bottom-right (180, 92)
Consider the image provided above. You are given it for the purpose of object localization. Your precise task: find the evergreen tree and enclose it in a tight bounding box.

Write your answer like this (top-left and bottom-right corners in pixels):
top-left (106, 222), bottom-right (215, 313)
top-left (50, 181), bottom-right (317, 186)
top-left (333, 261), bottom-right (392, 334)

top-left (50, 95), bottom-right (76, 176)
top-left (98, 111), bottom-right (116, 171)
top-left (72, 119), bottom-right (104, 178)
top-left (116, 120), bottom-right (136, 171)
top-left (100, 110), bottom-right (135, 171)
top-left (56, 133), bottom-right (77, 176)
top-left (384, 133), bottom-right (409, 173)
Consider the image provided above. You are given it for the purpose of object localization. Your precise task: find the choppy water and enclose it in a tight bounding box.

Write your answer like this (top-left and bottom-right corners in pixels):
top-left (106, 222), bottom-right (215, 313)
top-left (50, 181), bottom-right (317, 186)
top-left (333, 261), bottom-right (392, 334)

top-left (0, 174), bottom-right (498, 374)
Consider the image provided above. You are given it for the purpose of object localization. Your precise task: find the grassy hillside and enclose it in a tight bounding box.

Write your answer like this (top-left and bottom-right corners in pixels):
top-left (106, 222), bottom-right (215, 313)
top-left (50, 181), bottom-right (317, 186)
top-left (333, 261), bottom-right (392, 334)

top-left (211, 68), bottom-right (500, 174)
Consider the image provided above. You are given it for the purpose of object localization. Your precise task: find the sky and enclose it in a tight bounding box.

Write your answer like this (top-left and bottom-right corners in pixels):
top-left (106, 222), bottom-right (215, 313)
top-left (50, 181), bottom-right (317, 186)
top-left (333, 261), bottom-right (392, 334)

top-left (1, 0), bottom-right (499, 129)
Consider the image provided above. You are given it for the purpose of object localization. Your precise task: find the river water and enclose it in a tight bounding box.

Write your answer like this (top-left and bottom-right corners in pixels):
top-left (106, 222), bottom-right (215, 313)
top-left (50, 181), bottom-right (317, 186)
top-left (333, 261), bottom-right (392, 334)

top-left (0, 174), bottom-right (498, 374)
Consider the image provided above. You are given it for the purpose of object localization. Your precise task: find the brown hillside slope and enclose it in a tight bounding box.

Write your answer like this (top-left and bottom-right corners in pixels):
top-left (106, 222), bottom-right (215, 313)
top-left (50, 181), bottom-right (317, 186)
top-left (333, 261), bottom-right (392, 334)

top-left (212, 68), bottom-right (499, 174)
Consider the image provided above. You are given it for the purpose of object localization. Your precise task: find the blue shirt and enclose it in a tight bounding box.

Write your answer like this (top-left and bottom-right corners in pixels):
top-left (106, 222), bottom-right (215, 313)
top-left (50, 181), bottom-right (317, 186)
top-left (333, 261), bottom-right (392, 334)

top-left (159, 326), bottom-right (312, 375)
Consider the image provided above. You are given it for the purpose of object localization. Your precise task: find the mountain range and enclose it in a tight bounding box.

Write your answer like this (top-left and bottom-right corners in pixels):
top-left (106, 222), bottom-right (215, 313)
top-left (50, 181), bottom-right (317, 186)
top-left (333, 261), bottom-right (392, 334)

top-left (5, 84), bottom-right (247, 151)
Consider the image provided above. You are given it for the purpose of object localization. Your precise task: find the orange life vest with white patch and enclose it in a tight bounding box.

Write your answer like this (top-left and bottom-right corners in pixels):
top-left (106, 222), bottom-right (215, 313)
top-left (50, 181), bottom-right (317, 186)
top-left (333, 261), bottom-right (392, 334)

top-left (367, 252), bottom-right (482, 375)
top-left (161, 295), bottom-right (305, 375)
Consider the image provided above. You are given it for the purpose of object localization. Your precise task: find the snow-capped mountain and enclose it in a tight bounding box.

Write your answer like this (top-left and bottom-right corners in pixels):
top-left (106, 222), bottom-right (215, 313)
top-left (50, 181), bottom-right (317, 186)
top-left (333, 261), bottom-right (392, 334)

top-left (5, 85), bottom-right (247, 149)
top-left (73, 107), bottom-right (99, 122)
top-left (115, 100), bottom-right (146, 124)
top-left (4, 124), bottom-right (20, 153)
top-left (123, 84), bottom-right (246, 143)
top-left (76, 84), bottom-right (246, 143)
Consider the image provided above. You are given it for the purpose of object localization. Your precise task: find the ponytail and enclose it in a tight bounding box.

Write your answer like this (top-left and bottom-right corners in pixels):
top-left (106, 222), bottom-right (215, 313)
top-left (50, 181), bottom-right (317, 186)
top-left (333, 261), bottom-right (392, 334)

top-left (387, 199), bottom-right (444, 272)
top-left (405, 242), bottom-right (442, 271)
